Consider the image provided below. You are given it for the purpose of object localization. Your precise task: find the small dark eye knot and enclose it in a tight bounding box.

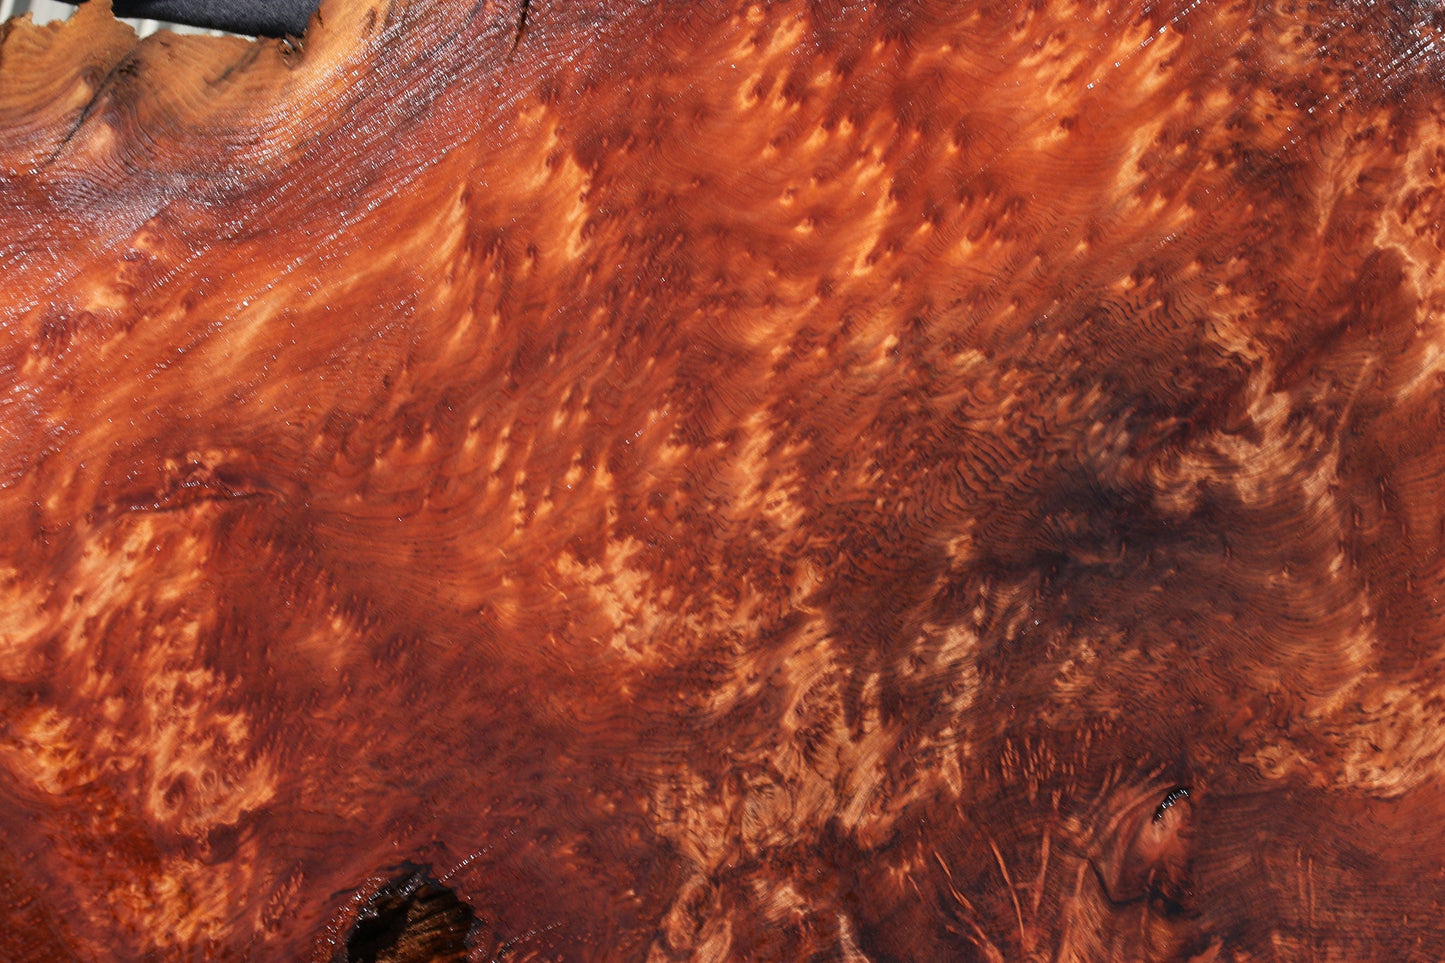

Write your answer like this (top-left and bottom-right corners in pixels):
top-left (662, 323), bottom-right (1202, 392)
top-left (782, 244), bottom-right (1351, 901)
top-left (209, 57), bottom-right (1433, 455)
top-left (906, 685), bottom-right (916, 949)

top-left (1152, 786), bottom-right (1190, 823)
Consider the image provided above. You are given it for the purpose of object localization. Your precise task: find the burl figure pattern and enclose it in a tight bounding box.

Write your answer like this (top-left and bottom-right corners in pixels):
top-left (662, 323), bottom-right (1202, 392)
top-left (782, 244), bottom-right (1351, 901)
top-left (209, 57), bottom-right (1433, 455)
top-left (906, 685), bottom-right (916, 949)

top-left (1, 0), bottom-right (1444, 959)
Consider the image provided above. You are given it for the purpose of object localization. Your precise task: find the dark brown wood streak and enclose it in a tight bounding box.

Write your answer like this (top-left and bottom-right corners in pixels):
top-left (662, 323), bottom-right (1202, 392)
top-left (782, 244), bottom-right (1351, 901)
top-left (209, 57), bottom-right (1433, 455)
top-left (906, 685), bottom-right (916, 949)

top-left (2, 0), bottom-right (1444, 959)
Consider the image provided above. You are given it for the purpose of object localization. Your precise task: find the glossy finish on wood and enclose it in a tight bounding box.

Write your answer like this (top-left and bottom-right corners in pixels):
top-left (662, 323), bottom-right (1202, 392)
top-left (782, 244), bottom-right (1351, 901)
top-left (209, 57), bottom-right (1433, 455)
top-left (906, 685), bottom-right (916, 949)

top-left (2, 0), bottom-right (1444, 959)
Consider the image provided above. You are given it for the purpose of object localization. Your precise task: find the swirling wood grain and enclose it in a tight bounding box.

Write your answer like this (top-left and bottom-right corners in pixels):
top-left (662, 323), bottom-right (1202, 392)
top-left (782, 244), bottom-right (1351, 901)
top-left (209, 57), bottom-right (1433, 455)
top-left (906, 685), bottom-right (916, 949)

top-left (2, 0), bottom-right (1444, 959)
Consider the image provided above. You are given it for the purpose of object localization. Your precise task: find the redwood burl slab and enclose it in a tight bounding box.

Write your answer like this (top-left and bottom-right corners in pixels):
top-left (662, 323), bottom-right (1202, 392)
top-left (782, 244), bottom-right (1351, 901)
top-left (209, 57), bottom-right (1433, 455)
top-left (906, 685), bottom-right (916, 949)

top-left (2, 0), bottom-right (1445, 960)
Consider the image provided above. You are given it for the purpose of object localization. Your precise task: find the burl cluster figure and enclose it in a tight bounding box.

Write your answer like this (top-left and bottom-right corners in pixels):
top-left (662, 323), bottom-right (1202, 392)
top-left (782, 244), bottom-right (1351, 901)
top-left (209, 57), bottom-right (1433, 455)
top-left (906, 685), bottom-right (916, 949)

top-left (1, 0), bottom-right (1444, 959)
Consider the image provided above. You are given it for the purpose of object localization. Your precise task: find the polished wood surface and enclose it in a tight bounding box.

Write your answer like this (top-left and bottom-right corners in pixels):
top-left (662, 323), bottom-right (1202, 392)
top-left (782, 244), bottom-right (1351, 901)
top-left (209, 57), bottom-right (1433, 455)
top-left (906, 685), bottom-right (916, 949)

top-left (2, 0), bottom-right (1444, 959)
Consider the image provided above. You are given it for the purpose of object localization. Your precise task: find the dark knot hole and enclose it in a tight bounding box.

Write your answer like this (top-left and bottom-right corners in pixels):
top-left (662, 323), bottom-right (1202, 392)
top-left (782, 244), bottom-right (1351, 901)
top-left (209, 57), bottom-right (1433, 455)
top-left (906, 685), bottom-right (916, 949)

top-left (341, 870), bottom-right (476, 963)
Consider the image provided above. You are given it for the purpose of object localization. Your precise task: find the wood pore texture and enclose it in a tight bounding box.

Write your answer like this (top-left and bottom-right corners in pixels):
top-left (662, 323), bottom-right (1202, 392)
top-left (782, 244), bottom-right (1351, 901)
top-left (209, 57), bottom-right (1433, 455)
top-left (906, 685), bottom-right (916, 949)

top-left (2, 0), bottom-right (1445, 960)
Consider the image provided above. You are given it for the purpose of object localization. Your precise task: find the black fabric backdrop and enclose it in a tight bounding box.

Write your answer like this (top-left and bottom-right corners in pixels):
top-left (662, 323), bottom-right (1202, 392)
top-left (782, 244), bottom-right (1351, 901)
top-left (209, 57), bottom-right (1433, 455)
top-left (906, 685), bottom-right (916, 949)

top-left (66, 0), bottom-right (315, 35)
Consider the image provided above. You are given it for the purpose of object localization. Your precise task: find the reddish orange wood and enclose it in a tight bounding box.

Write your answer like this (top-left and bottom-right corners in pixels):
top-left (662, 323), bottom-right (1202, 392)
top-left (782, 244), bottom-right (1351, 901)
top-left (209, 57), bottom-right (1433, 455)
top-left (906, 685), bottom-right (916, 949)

top-left (2, 0), bottom-right (1444, 959)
